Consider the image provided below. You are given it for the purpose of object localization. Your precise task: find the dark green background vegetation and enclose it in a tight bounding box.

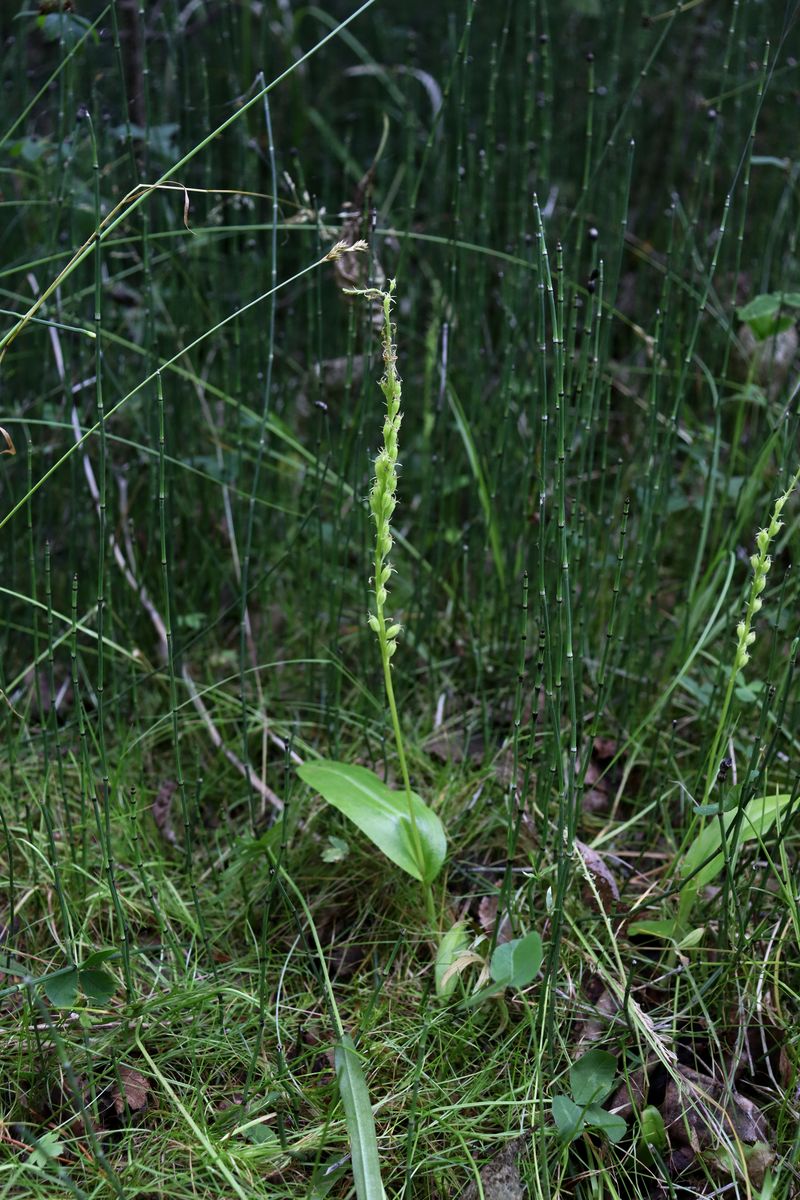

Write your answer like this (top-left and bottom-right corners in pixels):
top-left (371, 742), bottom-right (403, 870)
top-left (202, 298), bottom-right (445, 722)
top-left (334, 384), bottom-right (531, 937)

top-left (1, 1), bottom-right (799, 1197)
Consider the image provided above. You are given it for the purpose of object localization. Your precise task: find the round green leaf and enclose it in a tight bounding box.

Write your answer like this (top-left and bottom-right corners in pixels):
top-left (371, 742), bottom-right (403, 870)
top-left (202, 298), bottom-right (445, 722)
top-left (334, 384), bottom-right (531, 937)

top-left (639, 1104), bottom-right (667, 1152)
top-left (489, 930), bottom-right (543, 990)
top-left (584, 1103), bottom-right (627, 1143)
top-left (552, 1094), bottom-right (584, 1142)
top-left (79, 967), bottom-right (117, 1006)
top-left (570, 1049), bottom-right (617, 1106)
top-left (43, 968), bottom-right (79, 1009)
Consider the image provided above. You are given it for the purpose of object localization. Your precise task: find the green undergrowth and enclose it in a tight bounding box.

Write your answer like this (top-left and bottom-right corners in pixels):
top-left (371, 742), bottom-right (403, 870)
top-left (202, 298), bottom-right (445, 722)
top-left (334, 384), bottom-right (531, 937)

top-left (2, 1), bottom-right (800, 1197)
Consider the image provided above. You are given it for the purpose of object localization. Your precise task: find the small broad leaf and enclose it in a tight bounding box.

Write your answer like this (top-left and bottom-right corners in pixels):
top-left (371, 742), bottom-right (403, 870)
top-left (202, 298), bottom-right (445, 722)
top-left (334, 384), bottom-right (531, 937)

top-left (639, 1104), bottom-right (668, 1152)
top-left (552, 1094), bottom-right (584, 1142)
top-left (435, 922), bottom-right (470, 998)
top-left (570, 1049), bottom-right (617, 1106)
top-left (79, 968), bottom-right (117, 1005)
top-left (584, 1103), bottom-right (627, 1143)
top-left (81, 948), bottom-right (117, 969)
top-left (748, 313), bottom-right (794, 340)
top-left (43, 968), bottom-right (79, 1008)
top-left (675, 927), bottom-right (705, 950)
top-left (489, 930), bottom-right (543, 990)
top-left (334, 1034), bottom-right (385, 1200)
top-left (243, 1123), bottom-right (279, 1146)
top-left (297, 761), bottom-right (446, 884)
top-left (28, 1131), bottom-right (65, 1168)
top-left (38, 12), bottom-right (96, 47)
top-left (628, 918), bottom-right (681, 941)
top-left (737, 293), bottom-right (800, 341)
top-left (681, 791), bottom-right (790, 890)
top-left (321, 835), bottom-right (350, 864)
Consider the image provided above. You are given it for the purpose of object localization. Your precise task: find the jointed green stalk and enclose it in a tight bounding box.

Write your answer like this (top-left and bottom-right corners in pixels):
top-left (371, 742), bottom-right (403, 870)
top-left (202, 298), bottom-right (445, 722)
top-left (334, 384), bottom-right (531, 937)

top-left (363, 281), bottom-right (434, 925)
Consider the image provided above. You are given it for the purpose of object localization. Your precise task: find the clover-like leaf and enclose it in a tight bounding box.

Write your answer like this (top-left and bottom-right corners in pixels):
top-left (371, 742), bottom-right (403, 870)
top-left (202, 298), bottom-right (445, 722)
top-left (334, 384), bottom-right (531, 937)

top-left (43, 968), bottom-right (79, 1009)
top-left (584, 1103), bottom-right (627, 1143)
top-left (489, 930), bottom-right (543, 990)
top-left (570, 1049), bottom-right (617, 1106)
top-left (79, 967), bottom-right (117, 1006)
top-left (552, 1094), bottom-right (584, 1142)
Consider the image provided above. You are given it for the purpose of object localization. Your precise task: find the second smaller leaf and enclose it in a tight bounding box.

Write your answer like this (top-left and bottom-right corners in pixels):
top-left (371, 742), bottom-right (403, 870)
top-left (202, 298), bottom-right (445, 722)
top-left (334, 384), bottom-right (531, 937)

top-left (489, 931), bottom-right (543, 990)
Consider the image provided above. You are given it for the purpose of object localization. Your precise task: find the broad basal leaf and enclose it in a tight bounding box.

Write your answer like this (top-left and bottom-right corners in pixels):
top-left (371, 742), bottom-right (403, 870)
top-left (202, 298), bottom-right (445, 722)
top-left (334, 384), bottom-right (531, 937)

top-left (737, 292), bottom-right (800, 341)
top-left (297, 761), bottom-right (446, 884)
top-left (79, 967), bottom-right (117, 1006)
top-left (681, 791), bottom-right (790, 890)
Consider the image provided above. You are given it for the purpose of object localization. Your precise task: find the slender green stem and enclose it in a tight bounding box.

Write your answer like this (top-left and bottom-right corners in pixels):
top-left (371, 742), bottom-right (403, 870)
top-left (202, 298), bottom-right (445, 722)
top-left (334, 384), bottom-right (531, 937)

top-left (377, 600), bottom-right (435, 926)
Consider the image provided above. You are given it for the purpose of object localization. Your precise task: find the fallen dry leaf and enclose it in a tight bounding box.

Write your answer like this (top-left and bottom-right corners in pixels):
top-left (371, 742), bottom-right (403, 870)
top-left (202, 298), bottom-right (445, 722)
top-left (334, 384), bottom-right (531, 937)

top-left (152, 781), bottom-right (177, 846)
top-left (458, 1136), bottom-right (526, 1200)
top-left (112, 1066), bottom-right (150, 1116)
top-left (592, 736), bottom-right (619, 761)
top-left (477, 896), bottom-right (513, 943)
top-left (576, 840), bottom-right (620, 913)
top-left (607, 1065), bottom-right (648, 1118)
top-left (577, 987), bottom-right (620, 1052)
top-left (660, 1065), bottom-right (768, 1153)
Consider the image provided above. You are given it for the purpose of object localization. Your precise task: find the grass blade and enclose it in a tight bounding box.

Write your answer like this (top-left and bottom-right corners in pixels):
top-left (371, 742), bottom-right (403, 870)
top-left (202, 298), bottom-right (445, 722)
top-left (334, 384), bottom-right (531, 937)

top-left (334, 1035), bottom-right (385, 1200)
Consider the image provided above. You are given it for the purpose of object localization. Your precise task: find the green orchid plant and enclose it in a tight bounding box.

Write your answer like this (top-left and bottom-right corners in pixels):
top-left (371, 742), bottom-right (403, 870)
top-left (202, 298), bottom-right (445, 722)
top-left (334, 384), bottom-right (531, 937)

top-left (297, 279), bottom-right (445, 923)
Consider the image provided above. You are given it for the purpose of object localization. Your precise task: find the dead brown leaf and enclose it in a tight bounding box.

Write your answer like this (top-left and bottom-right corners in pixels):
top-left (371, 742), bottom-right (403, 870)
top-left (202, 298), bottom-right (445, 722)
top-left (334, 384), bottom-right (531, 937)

top-left (426, 728), bottom-right (485, 766)
top-left (593, 736), bottom-right (619, 761)
top-left (745, 1142), bottom-right (775, 1189)
top-left (458, 1136), bottom-right (526, 1200)
top-left (112, 1066), bottom-right (150, 1116)
top-left (576, 840), bottom-right (620, 913)
top-left (661, 1066), bottom-right (768, 1153)
top-left (608, 1065), bottom-right (648, 1118)
top-left (577, 987), bottom-right (620, 1052)
top-left (477, 896), bottom-right (512, 943)
top-left (152, 781), bottom-right (177, 846)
